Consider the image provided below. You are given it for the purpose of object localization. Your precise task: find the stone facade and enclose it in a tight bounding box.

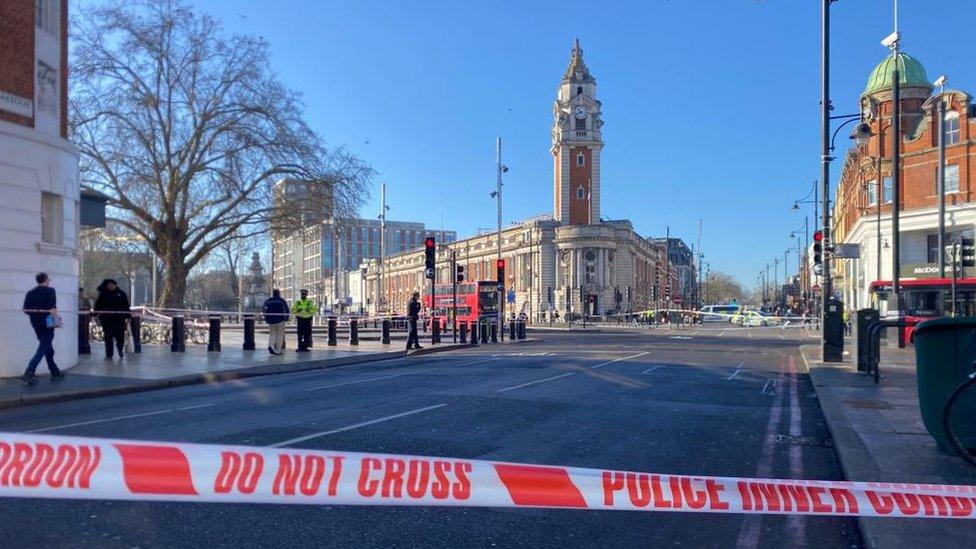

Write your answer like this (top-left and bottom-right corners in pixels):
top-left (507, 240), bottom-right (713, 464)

top-left (0, 0), bottom-right (80, 377)
top-left (365, 41), bottom-right (678, 320)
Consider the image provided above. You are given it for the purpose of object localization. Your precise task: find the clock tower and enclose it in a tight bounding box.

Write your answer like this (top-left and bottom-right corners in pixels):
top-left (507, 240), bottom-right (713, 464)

top-left (552, 39), bottom-right (603, 225)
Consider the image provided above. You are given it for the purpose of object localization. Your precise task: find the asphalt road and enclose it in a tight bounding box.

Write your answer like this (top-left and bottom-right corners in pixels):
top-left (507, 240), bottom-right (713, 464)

top-left (1, 326), bottom-right (862, 548)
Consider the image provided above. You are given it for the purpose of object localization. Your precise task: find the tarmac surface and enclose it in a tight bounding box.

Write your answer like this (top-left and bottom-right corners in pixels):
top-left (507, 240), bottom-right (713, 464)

top-left (0, 326), bottom-right (862, 548)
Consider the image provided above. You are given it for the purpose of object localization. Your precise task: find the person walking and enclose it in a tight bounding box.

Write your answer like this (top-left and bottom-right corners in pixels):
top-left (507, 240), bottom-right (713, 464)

top-left (292, 289), bottom-right (316, 352)
top-left (94, 279), bottom-right (131, 360)
top-left (78, 287), bottom-right (92, 355)
top-left (21, 272), bottom-right (64, 384)
top-left (406, 291), bottom-right (422, 350)
top-left (263, 289), bottom-right (290, 355)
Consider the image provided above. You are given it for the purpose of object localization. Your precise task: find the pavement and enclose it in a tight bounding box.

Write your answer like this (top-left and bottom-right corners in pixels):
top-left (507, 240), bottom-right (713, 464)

top-left (802, 338), bottom-right (976, 548)
top-left (0, 326), bottom-right (861, 548)
top-left (0, 331), bottom-right (524, 408)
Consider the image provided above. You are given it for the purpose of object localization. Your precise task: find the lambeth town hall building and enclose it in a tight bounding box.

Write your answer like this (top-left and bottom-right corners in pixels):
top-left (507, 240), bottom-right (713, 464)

top-left (362, 41), bottom-right (676, 321)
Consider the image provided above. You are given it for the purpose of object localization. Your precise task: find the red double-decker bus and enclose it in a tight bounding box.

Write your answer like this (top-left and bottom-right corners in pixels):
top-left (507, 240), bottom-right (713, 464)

top-left (422, 281), bottom-right (500, 330)
top-left (869, 278), bottom-right (976, 344)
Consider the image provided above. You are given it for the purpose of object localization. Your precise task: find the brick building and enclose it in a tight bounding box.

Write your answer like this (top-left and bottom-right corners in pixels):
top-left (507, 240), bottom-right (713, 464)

top-left (833, 51), bottom-right (976, 315)
top-left (364, 41), bottom-right (679, 320)
top-left (0, 0), bottom-right (81, 377)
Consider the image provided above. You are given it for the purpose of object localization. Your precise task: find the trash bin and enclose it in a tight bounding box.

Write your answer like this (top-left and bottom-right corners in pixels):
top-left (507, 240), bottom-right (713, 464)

top-left (913, 317), bottom-right (976, 453)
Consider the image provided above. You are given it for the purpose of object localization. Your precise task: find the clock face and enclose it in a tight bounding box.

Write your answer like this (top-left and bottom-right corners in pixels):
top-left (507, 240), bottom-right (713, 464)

top-left (574, 106), bottom-right (587, 119)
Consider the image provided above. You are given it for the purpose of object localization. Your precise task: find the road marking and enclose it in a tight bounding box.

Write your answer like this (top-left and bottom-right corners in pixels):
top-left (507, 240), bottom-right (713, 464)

top-left (269, 404), bottom-right (447, 448)
top-left (27, 409), bottom-right (179, 433)
top-left (453, 357), bottom-right (502, 366)
top-left (306, 373), bottom-right (406, 391)
top-left (177, 403), bottom-right (215, 411)
top-left (590, 351), bottom-right (650, 369)
top-left (760, 378), bottom-right (777, 394)
top-left (496, 372), bottom-right (576, 392)
top-left (726, 362), bottom-right (745, 380)
top-left (668, 335), bottom-right (693, 340)
top-left (641, 365), bottom-right (665, 375)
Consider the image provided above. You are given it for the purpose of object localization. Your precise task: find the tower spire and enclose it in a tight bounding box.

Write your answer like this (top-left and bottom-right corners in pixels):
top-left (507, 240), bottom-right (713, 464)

top-left (563, 38), bottom-right (594, 83)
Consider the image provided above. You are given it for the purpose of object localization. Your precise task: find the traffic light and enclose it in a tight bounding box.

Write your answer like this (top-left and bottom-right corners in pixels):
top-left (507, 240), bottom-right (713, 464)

top-left (813, 230), bottom-right (823, 264)
top-left (496, 259), bottom-right (506, 283)
top-left (424, 237), bottom-right (436, 278)
top-left (456, 264), bottom-right (464, 283)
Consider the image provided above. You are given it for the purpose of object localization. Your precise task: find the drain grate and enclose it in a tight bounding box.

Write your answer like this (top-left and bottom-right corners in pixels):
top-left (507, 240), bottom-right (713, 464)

top-left (775, 434), bottom-right (834, 448)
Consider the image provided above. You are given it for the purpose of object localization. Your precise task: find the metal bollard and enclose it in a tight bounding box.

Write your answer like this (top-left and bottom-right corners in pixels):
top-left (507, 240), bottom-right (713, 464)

top-left (78, 312), bottom-right (91, 355)
top-left (208, 315), bottom-right (221, 352)
top-left (509, 320), bottom-right (516, 340)
top-left (243, 315), bottom-right (256, 350)
top-left (130, 314), bottom-right (142, 353)
top-left (328, 318), bottom-right (337, 346)
top-left (349, 319), bottom-right (359, 345)
top-left (432, 318), bottom-right (441, 344)
top-left (170, 316), bottom-right (186, 352)
top-left (490, 322), bottom-right (498, 343)
top-left (470, 321), bottom-right (479, 346)
top-left (518, 321), bottom-right (526, 340)
top-left (460, 321), bottom-right (468, 344)
top-left (381, 319), bottom-right (391, 344)
top-left (480, 321), bottom-right (489, 344)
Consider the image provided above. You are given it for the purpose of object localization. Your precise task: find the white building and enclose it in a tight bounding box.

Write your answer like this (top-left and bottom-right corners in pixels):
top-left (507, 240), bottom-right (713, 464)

top-left (0, 0), bottom-right (81, 377)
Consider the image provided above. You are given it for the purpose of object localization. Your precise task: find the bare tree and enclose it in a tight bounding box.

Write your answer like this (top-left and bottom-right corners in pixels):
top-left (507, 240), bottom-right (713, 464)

top-left (704, 271), bottom-right (749, 304)
top-left (70, 0), bottom-right (372, 307)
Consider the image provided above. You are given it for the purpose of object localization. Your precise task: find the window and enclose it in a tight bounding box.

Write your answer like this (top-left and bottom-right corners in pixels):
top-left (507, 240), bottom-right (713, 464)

top-left (945, 112), bottom-right (961, 146)
top-left (927, 229), bottom-right (974, 263)
top-left (882, 176), bottom-right (892, 204)
top-left (576, 186), bottom-right (585, 200)
top-left (585, 263), bottom-right (595, 284)
top-left (40, 192), bottom-right (63, 244)
top-left (866, 181), bottom-right (877, 206)
top-left (577, 153), bottom-right (585, 167)
top-left (576, 86), bottom-right (583, 96)
top-left (575, 117), bottom-right (586, 130)
top-left (945, 164), bottom-right (960, 194)
top-left (35, 0), bottom-right (58, 36)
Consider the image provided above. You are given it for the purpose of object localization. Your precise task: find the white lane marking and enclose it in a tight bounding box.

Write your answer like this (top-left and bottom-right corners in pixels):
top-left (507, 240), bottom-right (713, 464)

top-left (177, 403), bottom-right (215, 411)
top-left (27, 409), bottom-right (177, 433)
top-left (726, 361), bottom-right (745, 380)
top-left (269, 404), bottom-right (447, 448)
top-left (760, 378), bottom-right (777, 395)
top-left (668, 335), bottom-right (693, 340)
top-left (454, 357), bottom-right (503, 366)
top-left (306, 373), bottom-right (406, 391)
top-left (496, 372), bottom-right (576, 392)
top-left (641, 365), bottom-right (665, 375)
top-left (590, 351), bottom-right (650, 369)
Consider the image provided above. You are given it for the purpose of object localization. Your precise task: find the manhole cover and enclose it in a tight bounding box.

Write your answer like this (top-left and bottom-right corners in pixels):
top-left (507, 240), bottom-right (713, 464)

top-left (846, 399), bottom-right (892, 410)
top-left (775, 434), bottom-right (834, 448)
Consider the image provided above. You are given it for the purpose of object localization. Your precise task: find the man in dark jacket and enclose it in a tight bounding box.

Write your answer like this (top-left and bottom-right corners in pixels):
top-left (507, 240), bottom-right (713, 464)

top-left (95, 279), bottom-right (131, 360)
top-left (263, 289), bottom-right (290, 355)
top-left (406, 292), bottom-right (422, 350)
top-left (21, 272), bottom-right (64, 384)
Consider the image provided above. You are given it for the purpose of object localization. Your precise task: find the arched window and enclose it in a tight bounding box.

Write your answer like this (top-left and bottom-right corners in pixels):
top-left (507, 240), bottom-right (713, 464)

top-left (576, 186), bottom-right (585, 200)
top-left (577, 153), bottom-right (585, 167)
top-left (576, 86), bottom-right (583, 96)
top-left (945, 112), bottom-right (960, 145)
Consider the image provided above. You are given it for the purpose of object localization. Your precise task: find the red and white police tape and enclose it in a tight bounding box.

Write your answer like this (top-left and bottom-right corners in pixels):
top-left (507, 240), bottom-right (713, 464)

top-left (1, 431), bottom-right (975, 519)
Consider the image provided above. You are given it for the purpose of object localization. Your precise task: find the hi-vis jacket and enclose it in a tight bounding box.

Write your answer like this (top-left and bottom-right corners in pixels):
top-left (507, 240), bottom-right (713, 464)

top-left (293, 298), bottom-right (316, 319)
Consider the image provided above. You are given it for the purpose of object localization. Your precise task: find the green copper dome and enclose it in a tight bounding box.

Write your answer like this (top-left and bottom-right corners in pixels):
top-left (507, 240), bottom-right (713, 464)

top-left (863, 53), bottom-right (930, 96)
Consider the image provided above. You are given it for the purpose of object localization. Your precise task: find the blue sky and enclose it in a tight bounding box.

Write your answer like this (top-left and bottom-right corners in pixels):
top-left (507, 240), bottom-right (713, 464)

top-left (84, 0), bottom-right (976, 286)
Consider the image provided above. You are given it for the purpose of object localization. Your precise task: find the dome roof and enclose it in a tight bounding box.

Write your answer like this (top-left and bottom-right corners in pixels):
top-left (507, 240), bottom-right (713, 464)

top-left (863, 53), bottom-right (930, 96)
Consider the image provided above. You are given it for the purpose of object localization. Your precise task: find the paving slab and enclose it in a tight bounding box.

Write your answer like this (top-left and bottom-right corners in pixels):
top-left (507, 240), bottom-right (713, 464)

top-left (802, 344), bottom-right (976, 548)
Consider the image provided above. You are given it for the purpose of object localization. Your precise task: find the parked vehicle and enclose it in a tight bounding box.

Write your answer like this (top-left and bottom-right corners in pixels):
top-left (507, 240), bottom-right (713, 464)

top-left (699, 304), bottom-right (740, 322)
